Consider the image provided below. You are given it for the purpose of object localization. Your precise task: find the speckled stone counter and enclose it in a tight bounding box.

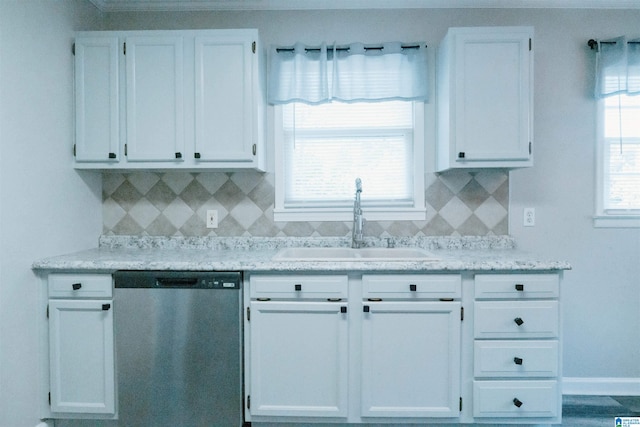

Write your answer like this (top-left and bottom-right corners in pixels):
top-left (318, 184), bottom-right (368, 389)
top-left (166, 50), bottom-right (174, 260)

top-left (32, 236), bottom-right (571, 273)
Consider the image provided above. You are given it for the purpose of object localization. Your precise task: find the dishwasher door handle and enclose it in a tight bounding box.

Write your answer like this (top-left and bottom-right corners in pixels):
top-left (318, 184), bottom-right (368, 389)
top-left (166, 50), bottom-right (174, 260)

top-left (156, 278), bottom-right (199, 287)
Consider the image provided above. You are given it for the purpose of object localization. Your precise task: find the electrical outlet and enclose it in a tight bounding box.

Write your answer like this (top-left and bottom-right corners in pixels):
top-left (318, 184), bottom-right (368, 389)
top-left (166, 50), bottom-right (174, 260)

top-left (523, 208), bottom-right (535, 227)
top-left (206, 210), bottom-right (218, 228)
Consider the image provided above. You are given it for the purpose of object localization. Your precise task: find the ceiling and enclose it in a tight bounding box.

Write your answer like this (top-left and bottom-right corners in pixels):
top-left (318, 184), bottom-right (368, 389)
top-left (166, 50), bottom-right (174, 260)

top-left (87, 0), bottom-right (640, 12)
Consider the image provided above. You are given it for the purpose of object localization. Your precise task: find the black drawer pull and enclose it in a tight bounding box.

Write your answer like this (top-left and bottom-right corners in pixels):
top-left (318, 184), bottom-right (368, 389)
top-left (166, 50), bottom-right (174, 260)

top-left (72, 283), bottom-right (82, 290)
top-left (102, 304), bottom-right (111, 311)
top-left (515, 283), bottom-right (525, 291)
top-left (175, 152), bottom-right (182, 159)
top-left (409, 284), bottom-right (417, 292)
top-left (514, 317), bottom-right (524, 326)
top-left (514, 357), bottom-right (523, 365)
top-left (294, 284), bottom-right (302, 291)
top-left (340, 306), bottom-right (347, 314)
top-left (513, 398), bottom-right (523, 408)
top-left (363, 305), bottom-right (370, 313)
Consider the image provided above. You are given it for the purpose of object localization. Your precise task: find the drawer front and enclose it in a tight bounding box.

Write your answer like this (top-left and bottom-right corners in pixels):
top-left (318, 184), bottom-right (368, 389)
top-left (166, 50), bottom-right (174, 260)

top-left (363, 274), bottom-right (461, 299)
top-left (473, 380), bottom-right (559, 418)
top-left (474, 340), bottom-right (558, 378)
top-left (475, 274), bottom-right (559, 300)
top-left (48, 274), bottom-right (113, 298)
top-left (474, 301), bottom-right (559, 339)
top-left (250, 275), bottom-right (348, 299)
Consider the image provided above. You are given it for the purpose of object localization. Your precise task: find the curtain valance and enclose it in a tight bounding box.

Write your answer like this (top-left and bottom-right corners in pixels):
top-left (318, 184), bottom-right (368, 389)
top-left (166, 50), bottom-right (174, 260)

top-left (268, 42), bottom-right (428, 105)
top-left (595, 36), bottom-right (640, 98)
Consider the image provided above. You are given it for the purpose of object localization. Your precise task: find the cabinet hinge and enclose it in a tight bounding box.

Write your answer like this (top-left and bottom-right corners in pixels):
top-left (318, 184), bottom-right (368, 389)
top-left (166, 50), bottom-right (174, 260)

top-left (460, 397), bottom-right (463, 411)
top-left (529, 38), bottom-right (532, 51)
top-left (72, 42), bottom-right (75, 56)
top-left (247, 395), bottom-right (251, 409)
top-left (123, 42), bottom-right (126, 55)
top-left (73, 143), bottom-right (76, 157)
top-left (252, 41), bottom-right (256, 54)
top-left (246, 306), bottom-right (250, 321)
top-left (461, 306), bottom-right (464, 321)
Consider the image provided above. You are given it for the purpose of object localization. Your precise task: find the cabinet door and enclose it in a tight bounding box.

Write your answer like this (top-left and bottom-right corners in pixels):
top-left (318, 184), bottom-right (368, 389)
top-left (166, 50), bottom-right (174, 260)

top-left (125, 36), bottom-right (184, 162)
top-left (74, 36), bottom-right (120, 162)
top-left (48, 299), bottom-right (115, 414)
top-left (361, 301), bottom-right (461, 418)
top-left (194, 34), bottom-right (257, 163)
top-left (453, 29), bottom-right (532, 162)
top-left (249, 301), bottom-right (348, 417)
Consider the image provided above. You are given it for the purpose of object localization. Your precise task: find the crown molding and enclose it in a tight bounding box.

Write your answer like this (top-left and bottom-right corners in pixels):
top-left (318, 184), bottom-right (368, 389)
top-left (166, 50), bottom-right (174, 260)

top-left (88, 0), bottom-right (640, 12)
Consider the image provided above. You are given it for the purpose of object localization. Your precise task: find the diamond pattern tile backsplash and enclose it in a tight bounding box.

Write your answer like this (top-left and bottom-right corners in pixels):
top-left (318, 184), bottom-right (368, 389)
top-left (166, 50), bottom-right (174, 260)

top-left (103, 170), bottom-right (508, 237)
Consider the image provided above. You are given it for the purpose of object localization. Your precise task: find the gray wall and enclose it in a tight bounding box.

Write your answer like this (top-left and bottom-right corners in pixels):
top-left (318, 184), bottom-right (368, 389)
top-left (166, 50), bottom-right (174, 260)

top-left (0, 1), bottom-right (104, 426)
top-left (103, 8), bottom-right (640, 390)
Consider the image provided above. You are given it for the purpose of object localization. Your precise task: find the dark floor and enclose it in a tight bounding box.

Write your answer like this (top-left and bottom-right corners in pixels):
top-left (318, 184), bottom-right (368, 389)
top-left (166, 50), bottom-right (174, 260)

top-left (562, 395), bottom-right (640, 426)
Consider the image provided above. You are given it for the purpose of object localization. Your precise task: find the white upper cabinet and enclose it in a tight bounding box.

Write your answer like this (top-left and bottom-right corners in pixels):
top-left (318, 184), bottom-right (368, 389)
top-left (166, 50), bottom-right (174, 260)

top-left (195, 34), bottom-right (261, 163)
top-left (125, 35), bottom-right (184, 162)
top-left (73, 29), bottom-right (265, 170)
top-left (436, 27), bottom-right (534, 171)
top-left (74, 37), bottom-right (120, 162)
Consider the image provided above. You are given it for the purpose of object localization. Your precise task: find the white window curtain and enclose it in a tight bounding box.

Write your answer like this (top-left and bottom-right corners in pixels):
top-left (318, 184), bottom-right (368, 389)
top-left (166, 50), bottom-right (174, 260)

top-left (595, 36), bottom-right (640, 98)
top-left (268, 42), bottom-right (428, 105)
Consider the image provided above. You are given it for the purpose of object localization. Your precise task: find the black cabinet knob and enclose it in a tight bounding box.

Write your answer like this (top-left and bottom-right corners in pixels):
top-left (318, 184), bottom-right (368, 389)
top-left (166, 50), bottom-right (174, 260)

top-left (108, 152), bottom-right (117, 159)
top-left (513, 398), bottom-right (523, 408)
top-left (340, 306), bottom-right (347, 314)
top-left (72, 283), bottom-right (82, 290)
top-left (102, 303), bottom-right (111, 311)
top-left (514, 357), bottom-right (523, 365)
top-left (294, 284), bottom-right (302, 291)
top-left (458, 152), bottom-right (466, 158)
top-left (363, 305), bottom-right (370, 313)
top-left (409, 284), bottom-right (417, 292)
top-left (514, 317), bottom-right (524, 326)
top-left (194, 152), bottom-right (201, 159)
top-left (515, 283), bottom-right (525, 291)
top-left (175, 152), bottom-right (182, 159)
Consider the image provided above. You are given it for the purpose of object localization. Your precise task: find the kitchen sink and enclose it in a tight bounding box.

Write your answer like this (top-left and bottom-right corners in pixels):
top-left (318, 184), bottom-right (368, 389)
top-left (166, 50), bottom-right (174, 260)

top-left (272, 247), bottom-right (438, 261)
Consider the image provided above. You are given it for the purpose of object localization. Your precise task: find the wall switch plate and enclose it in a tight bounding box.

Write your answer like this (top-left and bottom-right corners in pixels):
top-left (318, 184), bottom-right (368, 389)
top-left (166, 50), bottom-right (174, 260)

top-left (206, 210), bottom-right (218, 228)
top-left (523, 208), bottom-right (535, 227)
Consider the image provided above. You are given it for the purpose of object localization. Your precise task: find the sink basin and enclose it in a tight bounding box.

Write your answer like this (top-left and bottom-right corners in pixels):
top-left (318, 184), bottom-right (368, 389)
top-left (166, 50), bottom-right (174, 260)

top-left (272, 247), bottom-right (438, 261)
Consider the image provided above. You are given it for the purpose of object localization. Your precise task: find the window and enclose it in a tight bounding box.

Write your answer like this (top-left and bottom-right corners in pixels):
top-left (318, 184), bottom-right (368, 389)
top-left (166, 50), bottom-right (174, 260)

top-left (274, 101), bottom-right (426, 222)
top-left (595, 93), bottom-right (640, 227)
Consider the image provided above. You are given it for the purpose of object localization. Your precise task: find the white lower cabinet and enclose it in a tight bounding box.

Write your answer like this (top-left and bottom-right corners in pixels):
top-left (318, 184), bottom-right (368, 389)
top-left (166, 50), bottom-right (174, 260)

top-left (361, 301), bottom-right (460, 418)
top-left (245, 273), bottom-right (464, 424)
top-left (473, 273), bottom-right (562, 424)
top-left (46, 274), bottom-right (116, 417)
top-left (249, 300), bottom-right (349, 417)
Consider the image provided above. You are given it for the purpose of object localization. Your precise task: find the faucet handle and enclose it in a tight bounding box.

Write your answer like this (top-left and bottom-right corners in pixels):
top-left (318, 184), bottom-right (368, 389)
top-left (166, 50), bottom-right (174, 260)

top-left (355, 178), bottom-right (362, 192)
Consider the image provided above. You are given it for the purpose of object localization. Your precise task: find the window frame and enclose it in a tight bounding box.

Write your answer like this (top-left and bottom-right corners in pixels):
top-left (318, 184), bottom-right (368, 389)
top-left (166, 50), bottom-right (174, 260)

top-left (273, 102), bottom-right (426, 222)
top-left (594, 96), bottom-right (640, 228)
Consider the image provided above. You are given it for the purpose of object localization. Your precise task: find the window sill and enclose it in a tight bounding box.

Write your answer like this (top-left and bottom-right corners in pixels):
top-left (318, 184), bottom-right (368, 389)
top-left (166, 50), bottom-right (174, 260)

top-left (593, 215), bottom-right (640, 228)
top-left (274, 207), bottom-right (427, 222)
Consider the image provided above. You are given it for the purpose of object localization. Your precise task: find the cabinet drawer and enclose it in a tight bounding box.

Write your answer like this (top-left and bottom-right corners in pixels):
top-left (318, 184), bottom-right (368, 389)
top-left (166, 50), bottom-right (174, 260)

top-left (474, 301), bottom-right (558, 339)
top-left (48, 274), bottom-right (113, 298)
top-left (474, 340), bottom-right (558, 378)
top-left (473, 380), bottom-right (559, 418)
top-left (475, 274), bottom-right (559, 299)
top-left (363, 274), bottom-right (461, 299)
top-left (250, 275), bottom-right (348, 299)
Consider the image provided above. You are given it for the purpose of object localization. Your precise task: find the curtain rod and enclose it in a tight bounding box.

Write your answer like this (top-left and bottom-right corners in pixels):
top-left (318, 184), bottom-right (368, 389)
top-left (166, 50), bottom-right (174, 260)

top-left (275, 44), bottom-right (425, 53)
top-left (588, 38), bottom-right (640, 50)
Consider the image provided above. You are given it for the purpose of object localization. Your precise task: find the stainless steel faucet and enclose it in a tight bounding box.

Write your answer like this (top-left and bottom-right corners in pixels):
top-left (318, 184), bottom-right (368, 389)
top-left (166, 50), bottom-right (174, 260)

top-left (352, 178), bottom-right (365, 248)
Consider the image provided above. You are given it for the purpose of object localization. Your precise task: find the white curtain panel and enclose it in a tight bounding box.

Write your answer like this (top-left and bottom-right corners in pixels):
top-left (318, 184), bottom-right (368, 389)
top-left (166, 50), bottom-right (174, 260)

top-left (595, 36), bottom-right (640, 98)
top-left (268, 41), bottom-right (428, 105)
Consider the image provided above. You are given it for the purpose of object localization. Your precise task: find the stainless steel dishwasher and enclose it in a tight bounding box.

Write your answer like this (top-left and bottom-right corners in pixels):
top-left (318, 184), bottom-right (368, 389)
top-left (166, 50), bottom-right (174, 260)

top-left (113, 270), bottom-right (243, 427)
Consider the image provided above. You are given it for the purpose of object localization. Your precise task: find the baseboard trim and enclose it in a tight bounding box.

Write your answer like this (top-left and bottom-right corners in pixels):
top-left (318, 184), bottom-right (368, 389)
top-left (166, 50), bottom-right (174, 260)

top-left (563, 377), bottom-right (640, 396)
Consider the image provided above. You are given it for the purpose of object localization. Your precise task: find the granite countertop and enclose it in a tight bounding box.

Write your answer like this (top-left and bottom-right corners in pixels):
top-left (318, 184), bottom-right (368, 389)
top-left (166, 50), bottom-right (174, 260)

top-left (32, 236), bottom-right (572, 273)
